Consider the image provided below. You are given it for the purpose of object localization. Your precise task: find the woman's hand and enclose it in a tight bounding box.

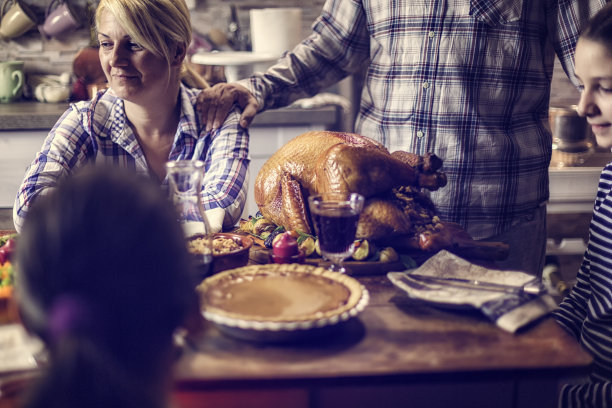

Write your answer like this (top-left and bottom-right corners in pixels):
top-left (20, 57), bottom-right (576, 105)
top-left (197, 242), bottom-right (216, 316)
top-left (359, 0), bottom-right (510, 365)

top-left (197, 83), bottom-right (259, 131)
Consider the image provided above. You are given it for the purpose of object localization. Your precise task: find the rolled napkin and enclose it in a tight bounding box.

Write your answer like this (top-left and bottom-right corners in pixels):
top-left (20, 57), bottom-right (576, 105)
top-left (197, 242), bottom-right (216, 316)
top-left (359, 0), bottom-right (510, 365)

top-left (204, 207), bottom-right (225, 233)
top-left (388, 250), bottom-right (557, 333)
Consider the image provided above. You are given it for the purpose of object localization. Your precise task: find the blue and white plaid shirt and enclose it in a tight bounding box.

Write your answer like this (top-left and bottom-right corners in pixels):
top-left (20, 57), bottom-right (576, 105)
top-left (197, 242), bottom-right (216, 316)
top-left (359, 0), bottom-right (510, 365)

top-left (243, 0), bottom-right (606, 239)
top-left (13, 85), bottom-right (250, 232)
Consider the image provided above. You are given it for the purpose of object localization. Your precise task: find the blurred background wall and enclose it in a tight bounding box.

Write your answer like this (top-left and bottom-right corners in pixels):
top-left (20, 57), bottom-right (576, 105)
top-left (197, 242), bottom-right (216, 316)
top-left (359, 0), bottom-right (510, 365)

top-left (1, 0), bottom-right (579, 109)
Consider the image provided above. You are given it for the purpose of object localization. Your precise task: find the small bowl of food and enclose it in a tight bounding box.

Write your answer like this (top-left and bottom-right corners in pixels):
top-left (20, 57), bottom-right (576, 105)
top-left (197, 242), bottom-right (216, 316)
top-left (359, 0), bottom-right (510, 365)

top-left (0, 235), bottom-right (17, 323)
top-left (211, 233), bottom-right (253, 274)
top-left (0, 261), bottom-right (16, 324)
top-left (187, 233), bottom-right (253, 277)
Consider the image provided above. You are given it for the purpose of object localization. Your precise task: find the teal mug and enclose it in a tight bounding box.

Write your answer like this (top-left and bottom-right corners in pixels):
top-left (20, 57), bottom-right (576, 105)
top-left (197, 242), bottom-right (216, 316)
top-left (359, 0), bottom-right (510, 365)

top-left (0, 61), bottom-right (25, 103)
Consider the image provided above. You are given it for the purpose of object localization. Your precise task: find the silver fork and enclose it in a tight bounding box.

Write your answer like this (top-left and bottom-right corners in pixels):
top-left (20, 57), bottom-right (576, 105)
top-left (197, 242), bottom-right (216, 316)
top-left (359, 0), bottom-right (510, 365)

top-left (405, 274), bottom-right (546, 295)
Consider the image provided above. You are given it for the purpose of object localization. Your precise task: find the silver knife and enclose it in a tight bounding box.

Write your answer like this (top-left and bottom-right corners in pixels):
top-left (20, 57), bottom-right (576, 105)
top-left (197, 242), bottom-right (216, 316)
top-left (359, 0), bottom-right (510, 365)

top-left (406, 274), bottom-right (545, 295)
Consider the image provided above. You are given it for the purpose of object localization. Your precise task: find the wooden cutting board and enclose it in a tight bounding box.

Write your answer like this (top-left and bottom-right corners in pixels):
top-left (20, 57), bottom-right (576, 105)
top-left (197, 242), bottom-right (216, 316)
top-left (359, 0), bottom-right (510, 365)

top-left (248, 245), bottom-right (409, 276)
top-left (240, 227), bottom-right (508, 275)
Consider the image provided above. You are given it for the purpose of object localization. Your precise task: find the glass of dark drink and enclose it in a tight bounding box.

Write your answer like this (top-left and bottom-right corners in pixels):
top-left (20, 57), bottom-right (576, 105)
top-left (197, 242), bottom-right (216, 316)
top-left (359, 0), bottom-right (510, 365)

top-left (308, 192), bottom-right (365, 273)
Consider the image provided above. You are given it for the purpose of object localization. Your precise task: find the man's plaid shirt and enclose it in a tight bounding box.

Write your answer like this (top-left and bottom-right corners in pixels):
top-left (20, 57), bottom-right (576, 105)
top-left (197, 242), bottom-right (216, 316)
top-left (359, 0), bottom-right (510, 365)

top-left (244, 0), bottom-right (606, 238)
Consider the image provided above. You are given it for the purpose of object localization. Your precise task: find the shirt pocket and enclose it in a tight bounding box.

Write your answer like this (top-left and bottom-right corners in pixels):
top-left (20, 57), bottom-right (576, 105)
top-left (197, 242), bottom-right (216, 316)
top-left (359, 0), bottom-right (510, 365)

top-left (469, 0), bottom-right (523, 26)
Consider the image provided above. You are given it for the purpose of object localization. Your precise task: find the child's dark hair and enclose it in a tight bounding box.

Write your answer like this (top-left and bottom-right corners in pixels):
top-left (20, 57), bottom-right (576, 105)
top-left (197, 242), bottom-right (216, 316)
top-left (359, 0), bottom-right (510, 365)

top-left (16, 167), bottom-right (196, 408)
top-left (581, 2), bottom-right (612, 53)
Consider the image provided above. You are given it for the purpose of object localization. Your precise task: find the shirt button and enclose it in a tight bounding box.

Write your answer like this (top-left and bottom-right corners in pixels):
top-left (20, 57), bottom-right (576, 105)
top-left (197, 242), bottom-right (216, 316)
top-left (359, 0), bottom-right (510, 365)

top-left (422, 82), bottom-right (430, 89)
top-left (428, 31), bottom-right (435, 38)
top-left (416, 131), bottom-right (424, 138)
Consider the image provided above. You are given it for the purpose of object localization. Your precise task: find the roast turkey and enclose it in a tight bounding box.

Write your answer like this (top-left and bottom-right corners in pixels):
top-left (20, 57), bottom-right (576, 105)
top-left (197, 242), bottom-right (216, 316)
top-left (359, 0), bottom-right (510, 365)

top-left (254, 131), bottom-right (508, 260)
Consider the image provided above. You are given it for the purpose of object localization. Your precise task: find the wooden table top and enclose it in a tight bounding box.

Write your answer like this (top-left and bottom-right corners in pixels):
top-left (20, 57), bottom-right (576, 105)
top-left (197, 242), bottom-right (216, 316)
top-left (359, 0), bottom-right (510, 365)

top-left (1, 230), bottom-right (592, 392)
top-left (174, 273), bottom-right (592, 389)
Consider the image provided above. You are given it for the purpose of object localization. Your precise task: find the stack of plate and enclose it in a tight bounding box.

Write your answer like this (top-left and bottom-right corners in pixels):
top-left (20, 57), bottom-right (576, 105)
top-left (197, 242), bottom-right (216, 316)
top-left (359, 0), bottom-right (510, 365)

top-left (191, 51), bottom-right (278, 82)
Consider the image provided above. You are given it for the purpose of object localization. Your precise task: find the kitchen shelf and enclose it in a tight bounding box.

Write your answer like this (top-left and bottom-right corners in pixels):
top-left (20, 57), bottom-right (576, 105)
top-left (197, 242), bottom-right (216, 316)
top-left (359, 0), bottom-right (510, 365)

top-left (548, 152), bottom-right (612, 214)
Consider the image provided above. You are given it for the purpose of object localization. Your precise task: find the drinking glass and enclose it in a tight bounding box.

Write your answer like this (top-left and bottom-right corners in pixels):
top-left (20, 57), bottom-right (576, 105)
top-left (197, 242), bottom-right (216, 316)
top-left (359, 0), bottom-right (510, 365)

top-left (308, 192), bottom-right (365, 274)
top-left (166, 160), bottom-right (213, 282)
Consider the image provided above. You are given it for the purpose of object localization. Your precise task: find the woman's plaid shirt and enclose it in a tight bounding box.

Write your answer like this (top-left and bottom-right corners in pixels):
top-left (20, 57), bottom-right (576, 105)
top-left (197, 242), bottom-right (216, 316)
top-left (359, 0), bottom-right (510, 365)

top-left (13, 85), bottom-right (250, 232)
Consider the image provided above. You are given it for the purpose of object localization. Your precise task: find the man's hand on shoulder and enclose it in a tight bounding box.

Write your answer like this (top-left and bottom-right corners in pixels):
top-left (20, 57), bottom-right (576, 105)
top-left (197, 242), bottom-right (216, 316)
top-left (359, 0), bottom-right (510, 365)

top-left (197, 83), bottom-right (259, 131)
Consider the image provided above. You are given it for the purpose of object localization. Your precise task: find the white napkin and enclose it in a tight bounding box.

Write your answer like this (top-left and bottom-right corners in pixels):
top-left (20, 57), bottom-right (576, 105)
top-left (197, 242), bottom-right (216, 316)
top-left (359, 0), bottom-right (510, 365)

top-left (205, 207), bottom-right (225, 233)
top-left (388, 250), bottom-right (557, 333)
top-left (0, 324), bottom-right (43, 374)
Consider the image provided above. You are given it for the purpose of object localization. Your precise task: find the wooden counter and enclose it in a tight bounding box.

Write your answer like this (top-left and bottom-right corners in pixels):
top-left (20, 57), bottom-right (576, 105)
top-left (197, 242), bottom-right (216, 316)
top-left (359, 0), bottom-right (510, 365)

top-left (174, 274), bottom-right (592, 408)
top-left (0, 102), bottom-right (339, 215)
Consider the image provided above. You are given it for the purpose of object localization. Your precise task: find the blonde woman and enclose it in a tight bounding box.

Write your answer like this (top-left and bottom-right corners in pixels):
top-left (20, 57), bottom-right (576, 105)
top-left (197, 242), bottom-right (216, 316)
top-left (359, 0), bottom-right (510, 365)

top-left (13, 0), bottom-right (249, 233)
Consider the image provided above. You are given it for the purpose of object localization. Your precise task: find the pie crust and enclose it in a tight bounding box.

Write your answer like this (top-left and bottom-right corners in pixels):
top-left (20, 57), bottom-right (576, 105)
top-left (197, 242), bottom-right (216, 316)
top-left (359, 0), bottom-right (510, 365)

top-left (197, 263), bottom-right (369, 334)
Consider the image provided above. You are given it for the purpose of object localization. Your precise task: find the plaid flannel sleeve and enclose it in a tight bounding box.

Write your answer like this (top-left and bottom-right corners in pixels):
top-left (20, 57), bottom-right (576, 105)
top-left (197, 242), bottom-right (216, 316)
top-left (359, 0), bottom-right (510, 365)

top-left (242, 0), bottom-right (370, 112)
top-left (13, 107), bottom-right (92, 232)
top-left (198, 107), bottom-right (250, 227)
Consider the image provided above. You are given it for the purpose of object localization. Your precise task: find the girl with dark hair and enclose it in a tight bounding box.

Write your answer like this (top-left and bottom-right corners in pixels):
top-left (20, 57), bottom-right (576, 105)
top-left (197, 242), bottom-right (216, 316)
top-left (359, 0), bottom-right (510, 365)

top-left (553, 2), bottom-right (612, 407)
top-left (15, 167), bottom-right (197, 408)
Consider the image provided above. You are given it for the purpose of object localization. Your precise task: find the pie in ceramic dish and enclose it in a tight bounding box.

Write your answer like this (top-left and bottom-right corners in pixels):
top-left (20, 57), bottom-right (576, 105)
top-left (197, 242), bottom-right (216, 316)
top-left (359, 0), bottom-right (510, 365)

top-left (196, 263), bottom-right (369, 341)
